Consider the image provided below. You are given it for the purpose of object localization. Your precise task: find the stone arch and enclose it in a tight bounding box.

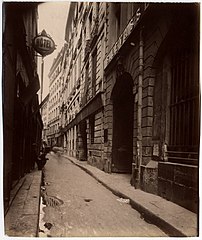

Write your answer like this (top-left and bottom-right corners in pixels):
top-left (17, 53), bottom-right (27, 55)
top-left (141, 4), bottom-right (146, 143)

top-left (110, 71), bottom-right (134, 173)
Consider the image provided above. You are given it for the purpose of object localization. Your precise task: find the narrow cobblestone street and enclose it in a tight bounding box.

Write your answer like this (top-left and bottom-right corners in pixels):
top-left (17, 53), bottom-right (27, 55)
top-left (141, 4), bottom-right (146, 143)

top-left (39, 152), bottom-right (167, 237)
top-left (3, 2), bottom-right (199, 239)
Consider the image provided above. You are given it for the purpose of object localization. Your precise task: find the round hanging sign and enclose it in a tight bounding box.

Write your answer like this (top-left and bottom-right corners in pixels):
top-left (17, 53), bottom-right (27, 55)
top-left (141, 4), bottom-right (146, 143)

top-left (33, 30), bottom-right (56, 57)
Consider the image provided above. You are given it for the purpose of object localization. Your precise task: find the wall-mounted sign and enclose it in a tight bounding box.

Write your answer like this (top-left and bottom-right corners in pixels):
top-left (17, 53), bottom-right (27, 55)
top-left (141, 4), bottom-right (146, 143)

top-left (33, 29), bottom-right (56, 57)
top-left (104, 7), bottom-right (141, 69)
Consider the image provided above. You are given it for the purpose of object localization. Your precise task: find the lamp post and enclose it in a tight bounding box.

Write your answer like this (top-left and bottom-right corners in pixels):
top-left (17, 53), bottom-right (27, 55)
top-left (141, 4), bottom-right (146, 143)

top-left (40, 57), bottom-right (44, 103)
top-left (32, 29), bottom-right (56, 103)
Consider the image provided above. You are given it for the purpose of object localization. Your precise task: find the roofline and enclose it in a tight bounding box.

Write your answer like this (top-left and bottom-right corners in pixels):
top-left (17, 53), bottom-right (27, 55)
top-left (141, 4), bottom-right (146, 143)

top-left (65, 2), bottom-right (77, 42)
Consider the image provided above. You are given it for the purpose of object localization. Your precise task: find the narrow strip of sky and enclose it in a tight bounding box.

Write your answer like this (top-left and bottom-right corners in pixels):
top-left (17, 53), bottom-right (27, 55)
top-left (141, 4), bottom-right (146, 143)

top-left (38, 1), bottom-right (70, 100)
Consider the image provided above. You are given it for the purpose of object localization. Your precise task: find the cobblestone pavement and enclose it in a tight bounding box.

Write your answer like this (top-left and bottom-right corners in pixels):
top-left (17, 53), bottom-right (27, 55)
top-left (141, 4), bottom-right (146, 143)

top-left (39, 152), bottom-right (167, 237)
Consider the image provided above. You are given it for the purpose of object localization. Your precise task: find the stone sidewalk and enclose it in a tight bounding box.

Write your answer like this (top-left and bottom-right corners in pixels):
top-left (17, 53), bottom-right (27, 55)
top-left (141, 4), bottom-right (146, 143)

top-left (4, 168), bottom-right (42, 237)
top-left (63, 154), bottom-right (198, 237)
top-left (3, 154), bottom-right (199, 238)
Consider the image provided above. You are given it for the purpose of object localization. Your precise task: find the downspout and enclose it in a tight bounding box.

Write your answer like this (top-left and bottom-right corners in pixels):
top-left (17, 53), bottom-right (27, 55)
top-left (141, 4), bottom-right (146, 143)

top-left (135, 28), bottom-right (143, 189)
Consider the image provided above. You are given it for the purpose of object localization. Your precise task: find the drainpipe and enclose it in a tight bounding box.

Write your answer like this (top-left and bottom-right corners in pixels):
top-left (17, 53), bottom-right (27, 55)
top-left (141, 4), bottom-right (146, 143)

top-left (135, 28), bottom-right (143, 189)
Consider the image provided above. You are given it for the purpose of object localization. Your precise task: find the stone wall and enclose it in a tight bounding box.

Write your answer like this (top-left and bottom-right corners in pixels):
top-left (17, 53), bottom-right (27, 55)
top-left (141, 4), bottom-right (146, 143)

top-left (87, 110), bottom-right (105, 170)
top-left (158, 162), bottom-right (198, 213)
top-left (103, 72), bottom-right (115, 172)
top-left (85, 4), bottom-right (199, 212)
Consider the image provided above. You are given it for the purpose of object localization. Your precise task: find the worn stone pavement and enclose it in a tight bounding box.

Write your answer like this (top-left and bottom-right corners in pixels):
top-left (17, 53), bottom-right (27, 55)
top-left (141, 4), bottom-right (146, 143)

top-left (3, 150), bottom-right (199, 238)
top-left (62, 154), bottom-right (198, 237)
top-left (39, 152), bottom-right (167, 237)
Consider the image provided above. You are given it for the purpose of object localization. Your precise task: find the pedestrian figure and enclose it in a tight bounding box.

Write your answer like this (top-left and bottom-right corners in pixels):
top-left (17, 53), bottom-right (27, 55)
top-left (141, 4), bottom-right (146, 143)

top-left (36, 151), bottom-right (49, 170)
top-left (41, 140), bottom-right (51, 154)
top-left (32, 142), bottom-right (38, 167)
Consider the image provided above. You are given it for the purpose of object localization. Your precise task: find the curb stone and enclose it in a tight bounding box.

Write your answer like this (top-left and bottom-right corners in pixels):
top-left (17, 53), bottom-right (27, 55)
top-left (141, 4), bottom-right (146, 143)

top-left (62, 154), bottom-right (197, 237)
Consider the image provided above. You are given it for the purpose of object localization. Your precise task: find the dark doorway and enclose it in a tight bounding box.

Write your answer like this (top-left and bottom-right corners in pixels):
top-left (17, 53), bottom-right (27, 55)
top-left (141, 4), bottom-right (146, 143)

top-left (111, 72), bottom-right (133, 173)
top-left (79, 120), bottom-right (88, 161)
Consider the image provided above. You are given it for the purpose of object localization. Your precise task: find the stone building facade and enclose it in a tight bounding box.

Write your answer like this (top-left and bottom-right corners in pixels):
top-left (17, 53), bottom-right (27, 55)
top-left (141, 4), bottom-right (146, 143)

top-left (103, 3), bottom-right (199, 213)
top-left (57, 3), bottom-right (199, 213)
top-left (41, 93), bottom-right (49, 143)
top-left (60, 2), bottom-right (106, 160)
top-left (47, 45), bottom-right (66, 147)
top-left (3, 2), bottom-right (43, 213)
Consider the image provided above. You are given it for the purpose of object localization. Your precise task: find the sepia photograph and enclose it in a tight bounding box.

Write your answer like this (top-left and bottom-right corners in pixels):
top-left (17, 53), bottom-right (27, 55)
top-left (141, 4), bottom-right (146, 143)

top-left (2, 1), bottom-right (200, 238)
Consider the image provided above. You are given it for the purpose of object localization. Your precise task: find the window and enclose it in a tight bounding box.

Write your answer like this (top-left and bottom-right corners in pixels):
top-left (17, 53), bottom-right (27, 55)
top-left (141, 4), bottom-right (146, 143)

top-left (89, 10), bottom-right (92, 28)
top-left (104, 129), bottom-right (108, 143)
top-left (169, 48), bottom-right (199, 152)
top-left (115, 3), bottom-right (121, 37)
top-left (78, 54), bottom-right (81, 76)
top-left (92, 47), bottom-right (97, 96)
top-left (153, 46), bottom-right (199, 165)
top-left (79, 2), bottom-right (83, 12)
top-left (83, 62), bottom-right (90, 103)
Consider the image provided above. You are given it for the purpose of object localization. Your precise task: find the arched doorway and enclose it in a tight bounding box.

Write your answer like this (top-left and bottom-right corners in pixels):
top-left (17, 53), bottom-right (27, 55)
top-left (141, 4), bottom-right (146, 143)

top-left (111, 72), bottom-right (133, 173)
top-left (78, 120), bottom-right (88, 161)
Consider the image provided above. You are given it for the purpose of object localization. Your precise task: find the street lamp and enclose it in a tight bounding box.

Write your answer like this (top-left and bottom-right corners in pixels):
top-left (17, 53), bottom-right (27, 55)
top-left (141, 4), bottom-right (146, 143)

top-left (32, 29), bottom-right (56, 103)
